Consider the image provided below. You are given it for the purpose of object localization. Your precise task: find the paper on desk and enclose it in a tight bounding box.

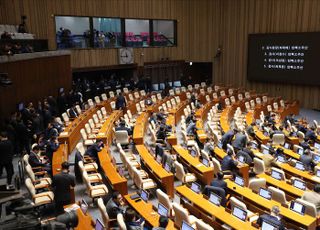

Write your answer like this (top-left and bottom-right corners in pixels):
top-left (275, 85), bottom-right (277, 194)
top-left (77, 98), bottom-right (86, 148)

top-left (60, 132), bottom-right (68, 136)
top-left (64, 204), bottom-right (80, 212)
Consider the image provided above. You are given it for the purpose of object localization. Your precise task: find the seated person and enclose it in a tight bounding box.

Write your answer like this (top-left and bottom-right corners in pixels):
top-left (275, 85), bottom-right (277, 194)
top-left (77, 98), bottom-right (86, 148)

top-left (149, 113), bottom-right (158, 125)
top-left (106, 191), bottom-right (126, 219)
top-left (210, 172), bottom-right (227, 192)
top-left (203, 138), bottom-right (215, 156)
top-left (84, 139), bottom-right (104, 170)
top-left (299, 149), bottom-right (314, 171)
top-left (186, 118), bottom-right (197, 136)
top-left (302, 184), bottom-right (320, 215)
top-left (152, 216), bottom-right (169, 230)
top-left (246, 122), bottom-right (256, 138)
top-left (156, 109), bottom-right (167, 122)
top-left (232, 131), bottom-right (247, 151)
top-left (116, 120), bottom-right (133, 136)
top-left (256, 206), bottom-right (285, 230)
top-left (28, 144), bottom-right (51, 174)
top-left (185, 111), bottom-right (195, 125)
top-left (124, 208), bottom-right (144, 230)
top-left (221, 149), bottom-right (238, 172)
top-left (236, 149), bottom-right (253, 165)
top-left (305, 126), bottom-right (317, 142)
top-left (156, 126), bottom-right (167, 141)
top-left (145, 97), bottom-right (153, 106)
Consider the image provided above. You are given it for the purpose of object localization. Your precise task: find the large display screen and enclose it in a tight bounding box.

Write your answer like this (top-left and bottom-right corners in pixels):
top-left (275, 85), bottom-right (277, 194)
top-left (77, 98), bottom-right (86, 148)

top-left (247, 32), bottom-right (320, 85)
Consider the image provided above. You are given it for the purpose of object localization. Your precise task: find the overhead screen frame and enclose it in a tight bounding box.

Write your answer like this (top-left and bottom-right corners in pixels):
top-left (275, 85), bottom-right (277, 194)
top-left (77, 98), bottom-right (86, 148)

top-left (247, 31), bottom-right (320, 86)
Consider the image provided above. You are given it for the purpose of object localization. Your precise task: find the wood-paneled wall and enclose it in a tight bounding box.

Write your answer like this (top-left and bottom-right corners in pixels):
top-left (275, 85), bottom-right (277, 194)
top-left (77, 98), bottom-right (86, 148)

top-left (1, 0), bottom-right (320, 108)
top-left (0, 55), bottom-right (72, 120)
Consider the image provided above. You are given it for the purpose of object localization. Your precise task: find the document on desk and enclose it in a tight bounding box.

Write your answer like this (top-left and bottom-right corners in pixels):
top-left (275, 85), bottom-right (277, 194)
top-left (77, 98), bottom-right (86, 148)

top-left (60, 131), bottom-right (68, 136)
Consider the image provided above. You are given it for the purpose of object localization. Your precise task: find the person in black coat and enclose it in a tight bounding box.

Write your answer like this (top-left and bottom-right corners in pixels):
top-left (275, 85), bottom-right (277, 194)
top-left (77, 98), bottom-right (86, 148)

top-left (45, 136), bottom-right (60, 164)
top-left (85, 140), bottom-right (104, 170)
top-left (221, 149), bottom-right (238, 172)
top-left (51, 162), bottom-right (75, 215)
top-left (210, 172), bottom-right (227, 192)
top-left (28, 145), bottom-right (51, 174)
top-left (221, 129), bottom-right (237, 150)
top-left (115, 93), bottom-right (127, 110)
top-left (115, 120), bottom-right (132, 136)
top-left (0, 132), bottom-right (14, 188)
top-left (257, 205), bottom-right (285, 230)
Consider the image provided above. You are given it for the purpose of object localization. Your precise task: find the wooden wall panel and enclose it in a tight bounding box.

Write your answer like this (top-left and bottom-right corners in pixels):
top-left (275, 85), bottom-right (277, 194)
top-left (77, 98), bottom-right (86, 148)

top-left (0, 55), bottom-right (72, 120)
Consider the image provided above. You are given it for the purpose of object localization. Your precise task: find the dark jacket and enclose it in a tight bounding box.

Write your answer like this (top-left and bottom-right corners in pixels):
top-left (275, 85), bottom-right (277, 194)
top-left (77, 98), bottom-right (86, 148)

top-left (221, 155), bottom-right (238, 171)
top-left (52, 171), bottom-right (75, 202)
top-left (0, 139), bottom-right (14, 164)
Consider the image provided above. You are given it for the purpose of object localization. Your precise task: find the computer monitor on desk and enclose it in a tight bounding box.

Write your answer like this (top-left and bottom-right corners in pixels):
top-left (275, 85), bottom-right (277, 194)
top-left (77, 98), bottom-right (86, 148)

top-left (290, 201), bottom-right (306, 215)
top-left (209, 192), bottom-right (221, 206)
top-left (181, 221), bottom-right (195, 230)
top-left (284, 143), bottom-right (291, 149)
top-left (234, 176), bottom-right (244, 187)
top-left (95, 219), bottom-right (105, 230)
top-left (261, 220), bottom-right (280, 230)
top-left (157, 203), bottom-right (168, 217)
top-left (271, 170), bottom-right (283, 181)
top-left (232, 206), bottom-right (247, 221)
top-left (295, 161), bottom-right (305, 171)
top-left (190, 182), bottom-right (201, 194)
top-left (292, 179), bottom-right (306, 190)
top-left (140, 189), bottom-right (149, 202)
top-left (259, 188), bottom-right (271, 200)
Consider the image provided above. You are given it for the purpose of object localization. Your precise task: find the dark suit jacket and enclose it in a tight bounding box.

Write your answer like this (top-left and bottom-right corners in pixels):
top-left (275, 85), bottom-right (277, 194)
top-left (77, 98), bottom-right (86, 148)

top-left (236, 150), bottom-right (253, 165)
top-left (210, 179), bottom-right (227, 192)
top-left (221, 131), bottom-right (234, 148)
top-left (0, 139), bottom-right (14, 164)
top-left (28, 151), bottom-right (45, 167)
top-left (115, 95), bottom-right (126, 109)
top-left (52, 171), bottom-right (75, 202)
top-left (232, 133), bottom-right (247, 150)
top-left (257, 214), bottom-right (285, 230)
top-left (221, 155), bottom-right (238, 171)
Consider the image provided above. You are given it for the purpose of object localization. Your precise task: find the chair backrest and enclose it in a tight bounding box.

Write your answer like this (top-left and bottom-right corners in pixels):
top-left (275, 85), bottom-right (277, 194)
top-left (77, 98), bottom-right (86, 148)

top-left (88, 119), bottom-right (95, 130)
top-left (230, 96), bottom-right (236, 104)
top-left (253, 157), bottom-right (265, 175)
top-left (212, 157), bottom-right (222, 176)
top-left (174, 161), bottom-right (186, 182)
top-left (75, 105), bottom-right (82, 115)
top-left (238, 94), bottom-right (243, 101)
top-left (97, 110), bottom-right (103, 120)
top-left (134, 91), bottom-right (140, 99)
top-left (101, 107), bottom-right (107, 116)
top-left (123, 88), bottom-right (129, 94)
top-left (262, 95), bottom-right (268, 103)
top-left (273, 102), bottom-right (278, 110)
top-left (93, 114), bottom-right (100, 124)
top-left (206, 95), bottom-right (210, 102)
top-left (272, 133), bottom-right (285, 145)
top-left (78, 161), bottom-right (85, 173)
top-left (151, 95), bottom-right (157, 103)
top-left (97, 198), bottom-right (110, 228)
top-left (140, 90), bottom-right (146, 96)
top-left (76, 142), bottom-right (86, 156)
top-left (194, 84), bottom-right (200, 89)
top-left (173, 203), bottom-right (191, 228)
top-left (228, 88), bottom-right (233, 95)
top-left (267, 105), bottom-right (272, 112)
top-left (127, 110), bottom-right (133, 119)
top-left (280, 100), bottom-right (285, 107)
top-left (101, 93), bottom-right (108, 101)
top-left (200, 88), bottom-right (205, 95)
top-left (88, 99), bottom-right (94, 107)
top-left (248, 178), bottom-right (266, 193)
top-left (297, 131), bottom-right (305, 141)
top-left (296, 198), bottom-right (317, 217)
top-left (245, 91), bottom-right (250, 99)
top-left (220, 90), bottom-right (226, 97)
top-left (225, 98), bottom-right (231, 106)
top-left (250, 99), bottom-right (255, 108)
top-left (80, 128), bottom-right (88, 140)
top-left (256, 97), bottom-right (261, 104)
top-left (109, 91), bottom-right (115, 98)
top-left (212, 92), bottom-right (218, 99)
top-left (169, 89), bottom-right (175, 96)
top-left (62, 112), bottom-right (69, 122)
top-left (25, 164), bottom-right (36, 182)
top-left (156, 189), bottom-right (173, 215)
top-left (117, 213), bottom-right (127, 230)
top-left (110, 101), bottom-right (116, 110)
top-left (94, 96), bottom-right (101, 104)
top-left (230, 196), bottom-right (247, 211)
top-left (25, 178), bottom-right (36, 197)
top-left (196, 219), bottom-right (214, 230)
top-left (268, 186), bottom-right (287, 205)
top-left (85, 123), bottom-right (92, 134)
top-left (23, 154), bottom-right (30, 166)
top-left (245, 102), bottom-right (250, 111)
top-left (157, 93), bottom-right (162, 100)
top-left (128, 94), bottom-right (134, 101)
top-left (115, 130), bottom-right (129, 145)
top-left (186, 92), bottom-right (191, 99)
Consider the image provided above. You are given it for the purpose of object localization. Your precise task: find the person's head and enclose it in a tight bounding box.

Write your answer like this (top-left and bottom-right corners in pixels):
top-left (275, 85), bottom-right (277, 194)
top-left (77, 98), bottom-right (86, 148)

top-left (217, 172), bottom-right (224, 180)
top-left (314, 184), bottom-right (320, 193)
top-left (271, 205), bottom-right (280, 217)
top-left (227, 149), bottom-right (234, 156)
top-left (158, 215), bottom-right (169, 228)
top-left (112, 191), bottom-right (123, 205)
top-left (96, 139), bottom-right (104, 147)
top-left (124, 208), bottom-right (137, 222)
top-left (0, 131), bottom-right (8, 139)
top-left (32, 144), bottom-right (40, 153)
top-left (61, 161), bottom-right (69, 171)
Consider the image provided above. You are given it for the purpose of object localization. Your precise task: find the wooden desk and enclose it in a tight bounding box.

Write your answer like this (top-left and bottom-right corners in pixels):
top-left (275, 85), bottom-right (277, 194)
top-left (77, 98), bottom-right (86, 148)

top-left (124, 194), bottom-right (176, 229)
top-left (257, 173), bottom-right (304, 198)
top-left (58, 107), bottom-right (99, 154)
top-left (245, 112), bottom-right (270, 144)
top-left (135, 145), bottom-right (174, 197)
top-left (133, 112), bottom-right (149, 145)
top-left (175, 185), bottom-right (258, 229)
top-left (169, 100), bottom-right (188, 126)
top-left (226, 179), bottom-right (316, 230)
top-left (283, 130), bottom-right (299, 145)
top-left (276, 146), bottom-right (300, 160)
top-left (96, 110), bottom-right (123, 145)
top-left (65, 204), bottom-right (95, 230)
top-left (173, 145), bottom-right (214, 185)
top-left (98, 148), bottom-right (128, 196)
top-left (52, 143), bottom-right (68, 176)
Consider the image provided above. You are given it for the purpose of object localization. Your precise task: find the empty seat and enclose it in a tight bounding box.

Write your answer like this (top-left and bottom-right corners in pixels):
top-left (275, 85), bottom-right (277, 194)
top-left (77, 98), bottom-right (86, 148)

top-left (172, 203), bottom-right (197, 228)
top-left (174, 161), bottom-right (196, 183)
top-left (268, 186), bottom-right (288, 205)
top-left (25, 178), bottom-right (54, 206)
top-left (248, 178), bottom-right (266, 193)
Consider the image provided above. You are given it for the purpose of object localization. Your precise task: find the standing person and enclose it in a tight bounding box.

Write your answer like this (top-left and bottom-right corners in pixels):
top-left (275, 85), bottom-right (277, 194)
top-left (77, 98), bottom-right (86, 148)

top-left (115, 92), bottom-right (127, 110)
top-left (51, 162), bottom-right (75, 215)
top-left (0, 132), bottom-right (14, 189)
top-left (84, 140), bottom-right (104, 170)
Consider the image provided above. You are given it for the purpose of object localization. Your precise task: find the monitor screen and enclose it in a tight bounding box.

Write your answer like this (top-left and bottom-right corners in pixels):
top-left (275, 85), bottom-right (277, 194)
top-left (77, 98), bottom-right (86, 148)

top-left (290, 201), bottom-right (306, 215)
top-left (218, 142), bottom-right (223, 149)
top-left (315, 142), bottom-right (320, 150)
top-left (232, 206), bottom-right (247, 221)
top-left (264, 132), bottom-right (269, 137)
top-left (251, 142), bottom-right (258, 149)
top-left (313, 154), bottom-right (320, 164)
top-left (238, 155), bottom-right (246, 163)
top-left (159, 83), bottom-right (165, 90)
top-left (189, 149), bottom-right (197, 157)
top-left (259, 188), bottom-right (271, 200)
top-left (316, 170), bottom-right (320, 177)
top-left (261, 220), bottom-right (279, 230)
top-left (95, 219), bottom-right (105, 230)
top-left (276, 155), bottom-right (286, 163)
top-left (202, 158), bottom-right (209, 167)
top-left (173, 81), bottom-right (182, 87)
top-left (271, 170), bottom-right (282, 180)
top-left (181, 221), bottom-right (195, 230)
top-left (140, 190), bottom-right (149, 202)
top-left (263, 148), bottom-right (269, 155)
top-left (235, 176), bottom-right (244, 187)
top-left (190, 182), bottom-right (201, 194)
top-left (153, 84), bottom-right (159, 91)
top-left (164, 162), bottom-right (171, 173)
top-left (284, 143), bottom-right (290, 149)
top-left (297, 148), bottom-right (304, 155)
top-left (158, 203), bottom-right (168, 217)
top-left (293, 179), bottom-right (306, 190)
top-left (295, 161), bottom-right (305, 171)
top-left (209, 192), bottom-right (221, 206)
top-left (81, 199), bottom-right (88, 214)
top-left (247, 32), bottom-right (320, 86)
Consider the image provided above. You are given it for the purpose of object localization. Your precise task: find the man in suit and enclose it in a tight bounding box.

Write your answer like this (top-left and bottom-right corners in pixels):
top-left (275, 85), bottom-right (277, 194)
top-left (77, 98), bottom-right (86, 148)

top-left (232, 131), bottom-right (247, 151)
top-left (85, 140), bottom-right (104, 170)
top-left (236, 149), bottom-right (253, 165)
top-left (302, 184), bottom-right (320, 215)
top-left (45, 136), bottom-right (60, 164)
top-left (221, 129), bottom-right (237, 150)
top-left (257, 205), bottom-right (285, 230)
top-left (28, 144), bottom-right (51, 174)
top-left (152, 216), bottom-right (169, 230)
top-left (115, 120), bottom-right (132, 135)
top-left (221, 149), bottom-right (238, 172)
top-left (0, 132), bottom-right (14, 189)
top-left (305, 126), bottom-right (317, 142)
top-left (299, 149), bottom-right (314, 171)
top-left (210, 172), bottom-right (227, 192)
top-left (51, 162), bottom-right (75, 215)
top-left (106, 191), bottom-right (126, 219)
top-left (115, 92), bottom-right (127, 110)
top-left (68, 104), bottom-right (78, 119)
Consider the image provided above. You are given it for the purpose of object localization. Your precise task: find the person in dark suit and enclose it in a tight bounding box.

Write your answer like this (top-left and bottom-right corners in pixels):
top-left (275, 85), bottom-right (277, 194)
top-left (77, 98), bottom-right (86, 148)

top-left (236, 149), bottom-right (253, 165)
top-left (51, 162), bottom-right (75, 215)
top-left (210, 172), bottom-right (227, 192)
top-left (156, 109), bottom-right (167, 123)
top-left (221, 129), bottom-right (237, 150)
top-left (45, 136), bottom-right (60, 164)
top-left (221, 149), bottom-right (238, 172)
top-left (115, 92), bottom-right (127, 110)
top-left (232, 131), bottom-right (247, 151)
top-left (156, 126), bottom-right (167, 141)
top-left (28, 144), bottom-right (51, 173)
top-left (246, 122), bottom-right (255, 138)
top-left (68, 105), bottom-right (78, 119)
top-left (85, 140), bottom-right (104, 170)
top-left (0, 132), bottom-right (14, 189)
top-left (106, 191), bottom-right (126, 219)
top-left (115, 120), bottom-right (132, 135)
top-left (299, 149), bottom-right (314, 171)
top-left (257, 205), bottom-right (285, 230)
top-left (305, 127), bottom-right (317, 142)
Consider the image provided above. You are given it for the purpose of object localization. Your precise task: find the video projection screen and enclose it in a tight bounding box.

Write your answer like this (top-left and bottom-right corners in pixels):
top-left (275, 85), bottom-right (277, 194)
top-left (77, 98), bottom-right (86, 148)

top-left (247, 32), bottom-right (320, 85)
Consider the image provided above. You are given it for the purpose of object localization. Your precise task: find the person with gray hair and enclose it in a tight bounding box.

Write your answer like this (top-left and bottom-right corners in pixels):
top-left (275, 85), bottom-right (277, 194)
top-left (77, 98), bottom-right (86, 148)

top-left (257, 205), bottom-right (285, 230)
